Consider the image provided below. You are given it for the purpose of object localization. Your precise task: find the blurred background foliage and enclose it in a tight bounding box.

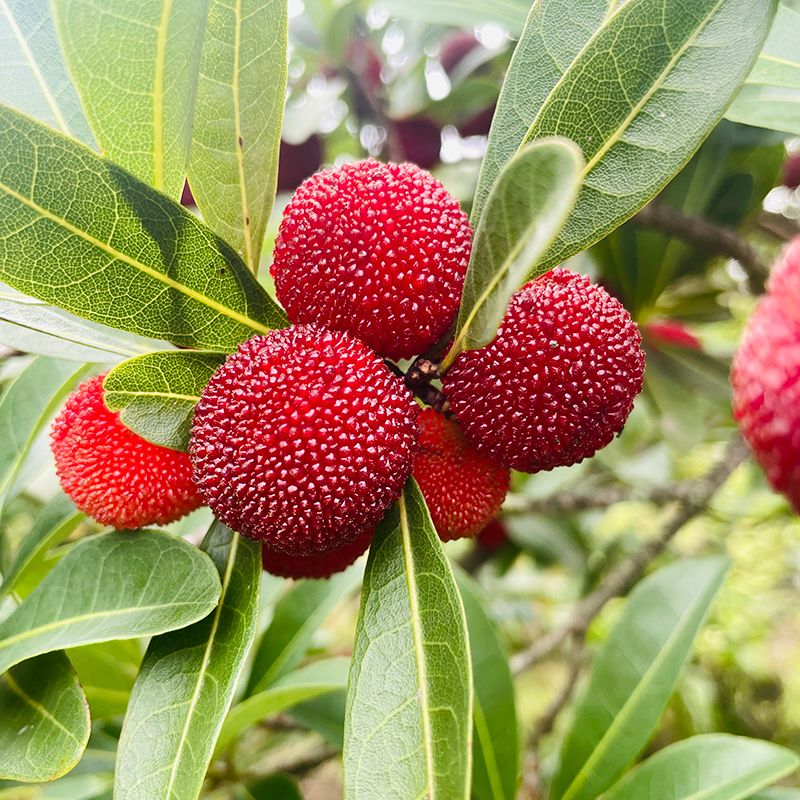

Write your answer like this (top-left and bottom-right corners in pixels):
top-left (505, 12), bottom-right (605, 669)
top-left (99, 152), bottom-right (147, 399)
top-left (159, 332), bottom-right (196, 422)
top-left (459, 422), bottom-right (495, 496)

top-left (3, 0), bottom-right (800, 797)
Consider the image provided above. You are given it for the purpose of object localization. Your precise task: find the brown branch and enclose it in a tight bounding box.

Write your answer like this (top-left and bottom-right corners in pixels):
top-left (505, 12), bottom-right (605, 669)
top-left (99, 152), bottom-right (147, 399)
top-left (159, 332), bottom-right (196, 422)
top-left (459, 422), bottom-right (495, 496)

top-left (510, 435), bottom-right (750, 676)
top-left (632, 203), bottom-right (768, 293)
top-left (385, 359), bottom-right (454, 418)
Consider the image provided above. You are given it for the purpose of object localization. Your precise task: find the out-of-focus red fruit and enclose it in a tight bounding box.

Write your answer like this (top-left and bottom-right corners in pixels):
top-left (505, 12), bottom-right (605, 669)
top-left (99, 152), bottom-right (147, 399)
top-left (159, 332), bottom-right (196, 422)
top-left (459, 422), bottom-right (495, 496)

top-left (732, 294), bottom-right (800, 514)
top-left (262, 526), bottom-right (374, 579)
top-left (767, 237), bottom-right (800, 313)
top-left (51, 374), bottom-right (202, 529)
top-left (440, 31), bottom-right (480, 75)
top-left (413, 409), bottom-right (510, 541)
top-left (189, 325), bottom-right (419, 555)
top-left (476, 518), bottom-right (508, 551)
top-left (395, 117), bottom-right (441, 170)
top-left (644, 319), bottom-right (703, 351)
top-left (271, 159), bottom-right (472, 360)
top-left (458, 104), bottom-right (495, 138)
top-left (443, 269), bottom-right (646, 474)
top-left (783, 153), bottom-right (800, 190)
top-left (277, 135), bottom-right (324, 194)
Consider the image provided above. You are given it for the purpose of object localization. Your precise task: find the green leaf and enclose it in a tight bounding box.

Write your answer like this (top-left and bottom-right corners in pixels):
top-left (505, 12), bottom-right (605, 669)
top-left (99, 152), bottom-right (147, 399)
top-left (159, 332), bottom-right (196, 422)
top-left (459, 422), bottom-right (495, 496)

top-left (0, 651), bottom-right (90, 781)
top-left (189, 0), bottom-right (288, 274)
top-left (749, 790), bottom-right (800, 800)
top-left (725, 84), bottom-right (800, 135)
top-left (0, 296), bottom-right (164, 363)
top-left (472, 0), bottom-right (612, 225)
top-left (0, 530), bottom-right (222, 675)
top-left (455, 569), bottom-right (517, 800)
top-left (0, 491), bottom-right (84, 601)
top-left (289, 691), bottom-right (346, 749)
top-left (343, 481), bottom-right (473, 800)
top-left (602, 734), bottom-right (799, 800)
top-left (449, 137), bottom-right (582, 360)
top-left (51, 0), bottom-right (208, 199)
top-left (0, 357), bottom-right (88, 519)
top-left (376, 0), bottom-right (529, 36)
top-left (552, 556), bottom-right (730, 800)
top-left (67, 639), bottom-right (142, 719)
top-left (103, 351), bottom-right (227, 450)
top-left (0, 105), bottom-right (288, 350)
top-left (114, 523), bottom-right (260, 800)
top-left (247, 564), bottom-right (363, 695)
top-left (217, 657), bottom-right (350, 755)
top-left (244, 773), bottom-right (304, 800)
top-left (0, 0), bottom-right (96, 147)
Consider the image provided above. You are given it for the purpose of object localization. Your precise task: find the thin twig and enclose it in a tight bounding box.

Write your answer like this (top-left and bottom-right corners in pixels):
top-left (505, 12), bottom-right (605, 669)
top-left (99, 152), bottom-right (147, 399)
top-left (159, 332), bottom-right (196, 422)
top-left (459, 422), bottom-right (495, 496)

top-left (632, 203), bottom-right (768, 293)
top-left (510, 435), bottom-right (750, 675)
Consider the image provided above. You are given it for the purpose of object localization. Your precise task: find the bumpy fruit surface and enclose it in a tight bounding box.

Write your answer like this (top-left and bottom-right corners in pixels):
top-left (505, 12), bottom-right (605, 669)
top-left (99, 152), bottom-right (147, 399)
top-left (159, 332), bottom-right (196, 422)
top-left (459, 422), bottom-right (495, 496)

top-left (262, 526), bottom-right (374, 579)
top-left (443, 269), bottom-right (645, 473)
top-left (190, 325), bottom-right (419, 555)
top-left (732, 295), bottom-right (800, 513)
top-left (51, 374), bottom-right (202, 528)
top-left (270, 159), bottom-right (472, 360)
top-left (413, 409), bottom-right (509, 540)
top-left (767, 237), bottom-right (800, 312)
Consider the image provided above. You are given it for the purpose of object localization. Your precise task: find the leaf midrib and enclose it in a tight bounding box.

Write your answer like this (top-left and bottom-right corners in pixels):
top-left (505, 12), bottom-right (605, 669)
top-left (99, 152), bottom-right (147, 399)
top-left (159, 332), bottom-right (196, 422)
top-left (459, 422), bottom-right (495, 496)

top-left (107, 389), bottom-right (201, 403)
top-left (153, 0), bottom-right (174, 192)
top-left (0, 178), bottom-right (271, 336)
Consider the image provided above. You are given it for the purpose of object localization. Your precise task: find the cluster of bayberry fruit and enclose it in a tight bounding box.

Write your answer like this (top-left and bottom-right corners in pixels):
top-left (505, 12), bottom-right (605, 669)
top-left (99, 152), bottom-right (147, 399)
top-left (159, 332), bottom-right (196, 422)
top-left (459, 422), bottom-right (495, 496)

top-left (50, 159), bottom-right (646, 579)
top-left (732, 238), bottom-right (800, 514)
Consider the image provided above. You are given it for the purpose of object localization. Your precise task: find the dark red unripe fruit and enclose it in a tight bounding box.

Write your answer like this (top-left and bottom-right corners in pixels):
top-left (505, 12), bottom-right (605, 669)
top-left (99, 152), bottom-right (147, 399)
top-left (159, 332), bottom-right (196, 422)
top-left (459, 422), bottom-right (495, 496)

top-left (395, 118), bottom-right (442, 170)
top-left (413, 409), bottom-right (509, 541)
top-left (270, 159), bottom-right (472, 361)
top-left (262, 525), bottom-right (374, 579)
top-left (783, 153), bottom-right (800, 190)
top-left (767, 237), bottom-right (800, 313)
top-left (277, 135), bottom-right (324, 194)
top-left (476, 518), bottom-right (508, 551)
top-left (732, 295), bottom-right (800, 514)
top-left (189, 325), bottom-right (419, 555)
top-left (50, 374), bottom-right (202, 529)
top-left (643, 319), bottom-right (702, 351)
top-left (443, 269), bottom-right (645, 474)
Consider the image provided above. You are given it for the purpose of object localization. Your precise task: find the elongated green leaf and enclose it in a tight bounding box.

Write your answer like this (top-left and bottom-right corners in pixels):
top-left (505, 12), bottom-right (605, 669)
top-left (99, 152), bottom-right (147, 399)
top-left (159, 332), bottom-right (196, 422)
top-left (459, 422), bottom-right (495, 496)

top-left (379, 0), bottom-right (530, 34)
top-left (289, 691), bottom-right (346, 749)
top-left (749, 790), bottom-right (800, 800)
top-left (602, 734), bottom-right (799, 800)
top-left (244, 773), bottom-right (303, 800)
top-left (0, 0), bottom-right (96, 147)
top-left (115, 523), bottom-right (260, 800)
top-left (104, 351), bottom-right (226, 450)
top-left (725, 84), bottom-right (800, 135)
top-left (0, 651), bottom-right (90, 781)
top-left (0, 530), bottom-right (222, 675)
top-left (0, 105), bottom-right (287, 349)
top-left (217, 657), bottom-right (350, 755)
top-left (0, 297), bottom-right (161, 363)
top-left (0, 492), bottom-right (84, 601)
top-left (343, 481), bottom-right (473, 800)
top-left (67, 639), bottom-right (142, 719)
top-left (247, 563), bottom-right (363, 695)
top-left (189, 0), bottom-right (288, 273)
top-left (450, 138), bottom-right (582, 359)
top-left (552, 557), bottom-right (730, 800)
top-left (741, 5), bottom-right (800, 89)
top-left (0, 357), bottom-right (87, 518)
top-left (525, 0), bottom-right (777, 273)
top-left (51, 0), bottom-right (208, 199)
top-left (455, 569), bottom-right (517, 800)
top-left (472, 0), bottom-right (612, 225)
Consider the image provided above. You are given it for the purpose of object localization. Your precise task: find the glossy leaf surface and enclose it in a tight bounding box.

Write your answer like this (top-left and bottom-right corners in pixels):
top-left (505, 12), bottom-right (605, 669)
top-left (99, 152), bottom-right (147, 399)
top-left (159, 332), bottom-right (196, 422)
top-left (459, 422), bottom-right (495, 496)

top-left (602, 734), bottom-right (799, 800)
top-left (0, 0), bottom-right (95, 147)
top-left (451, 137), bottom-right (582, 358)
top-left (0, 105), bottom-right (287, 351)
top-left (0, 651), bottom-right (90, 781)
top-left (0, 530), bottom-right (222, 675)
top-left (376, 0), bottom-right (529, 36)
top-left (553, 557), bottom-right (730, 800)
top-left (189, 0), bottom-right (288, 273)
top-left (51, 0), bottom-right (208, 199)
top-left (115, 523), bottom-right (260, 800)
top-left (104, 351), bottom-right (227, 450)
top-left (343, 481), bottom-right (472, 800)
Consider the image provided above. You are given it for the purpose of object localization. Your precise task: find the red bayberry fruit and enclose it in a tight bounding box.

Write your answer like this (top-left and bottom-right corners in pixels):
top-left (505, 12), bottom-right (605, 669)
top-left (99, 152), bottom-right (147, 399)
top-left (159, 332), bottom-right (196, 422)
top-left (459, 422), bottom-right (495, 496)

top-left (644, 319), bottom-right (702, 351)
top-left (189, 324), bottom-right (419, 555)
top-left (262, 525), bottom-right (374, 580)
top-left (767, 237), bottom-right (800, 313)
top-left (783, 153), bottom-right (800, 190)
top-left (732, 295), bottom-right (800, 513)
top-left (476, 518), bottom-right (508, 551)
top-left (443, 269), bottom-right (645, 473)
top-left (270, 159), bottom-right (472, 361)
top-left (413, 409), bottom-right (509, 541)
top-left (50, 374), bottom-right (202, 528)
